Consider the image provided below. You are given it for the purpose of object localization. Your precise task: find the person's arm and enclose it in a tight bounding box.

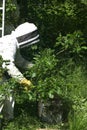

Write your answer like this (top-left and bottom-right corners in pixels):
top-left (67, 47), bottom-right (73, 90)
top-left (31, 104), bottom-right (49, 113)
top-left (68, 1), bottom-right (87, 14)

top-left (2, 59), bottom-right (32, 90)
top-left (3, 61), bottom-right (32, 92)
top-left (3, 61), bottom-right (25, 81)
top-left (1, 36), bottom-right (24, 81)
top-left (2, 36), bottom-right (32, 89)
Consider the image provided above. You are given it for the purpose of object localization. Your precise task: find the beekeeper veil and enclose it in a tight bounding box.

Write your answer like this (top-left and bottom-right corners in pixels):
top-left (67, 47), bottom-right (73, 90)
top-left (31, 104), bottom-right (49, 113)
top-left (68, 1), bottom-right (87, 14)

top-left (12, 22), bottom-right (40, 48)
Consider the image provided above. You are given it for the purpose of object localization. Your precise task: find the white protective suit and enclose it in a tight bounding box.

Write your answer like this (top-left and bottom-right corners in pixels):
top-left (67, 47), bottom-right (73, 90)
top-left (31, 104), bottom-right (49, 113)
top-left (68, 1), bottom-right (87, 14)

top-left (0, 22), bottom-right (39, 121)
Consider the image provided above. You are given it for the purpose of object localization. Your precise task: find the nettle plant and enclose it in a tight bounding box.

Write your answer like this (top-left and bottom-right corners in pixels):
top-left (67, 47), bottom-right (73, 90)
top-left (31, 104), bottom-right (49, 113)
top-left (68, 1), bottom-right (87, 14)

top-left (24, 48), bottom-right (60, 101)
top-left (55, 30), bottom-right (87, 56)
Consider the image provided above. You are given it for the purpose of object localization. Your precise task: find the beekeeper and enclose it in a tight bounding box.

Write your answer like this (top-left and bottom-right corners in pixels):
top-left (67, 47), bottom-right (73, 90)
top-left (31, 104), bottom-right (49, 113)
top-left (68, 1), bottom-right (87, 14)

top-left (0, 22), bottom-right (39, 122)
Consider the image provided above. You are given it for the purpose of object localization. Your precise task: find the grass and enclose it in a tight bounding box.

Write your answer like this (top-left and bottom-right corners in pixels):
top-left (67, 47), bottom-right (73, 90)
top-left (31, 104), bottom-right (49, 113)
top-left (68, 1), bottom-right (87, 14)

top-left (2, 114), bottom-right (61, 130)
top-left (2, 101), bottom-right (62, 130)
top-left (2, 100), bottom-right (87, 130)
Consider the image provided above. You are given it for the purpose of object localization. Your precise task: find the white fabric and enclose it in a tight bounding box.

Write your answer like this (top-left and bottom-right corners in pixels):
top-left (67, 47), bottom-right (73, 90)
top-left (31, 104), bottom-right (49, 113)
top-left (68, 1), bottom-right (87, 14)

top-left (2, 95), bottom-right (15, 120)
top-left (0, 22), bottom-right (39, 80)
top-left (0, 35), bottom-right (24, 80)
top-left (0, 22), bottom-right (39, 121)
top-left (0, 95), bottom-right (15, 120)
top-left (11, 22), bottom-right (39, 48)
top-left (14, 22), bottom-right (37, 37)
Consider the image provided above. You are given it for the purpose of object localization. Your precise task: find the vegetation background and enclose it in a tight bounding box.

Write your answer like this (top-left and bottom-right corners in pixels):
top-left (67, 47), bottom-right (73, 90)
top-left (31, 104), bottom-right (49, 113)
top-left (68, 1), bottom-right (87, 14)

top-left (0, 0), bottom-right (87, 129)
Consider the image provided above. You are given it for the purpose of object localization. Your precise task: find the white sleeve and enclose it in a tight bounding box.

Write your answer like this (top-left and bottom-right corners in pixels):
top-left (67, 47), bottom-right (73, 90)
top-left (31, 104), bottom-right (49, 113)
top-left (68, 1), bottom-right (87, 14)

top-left (2, 36), bottom-right (24, 81)
top-left (3, 62), bottom-right (24, 80)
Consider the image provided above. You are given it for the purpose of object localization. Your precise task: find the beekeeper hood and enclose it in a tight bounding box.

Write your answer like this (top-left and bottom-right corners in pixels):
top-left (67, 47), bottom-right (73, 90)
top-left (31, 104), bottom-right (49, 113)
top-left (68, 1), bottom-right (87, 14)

top-left (12, 22), bottom-right (40, 48)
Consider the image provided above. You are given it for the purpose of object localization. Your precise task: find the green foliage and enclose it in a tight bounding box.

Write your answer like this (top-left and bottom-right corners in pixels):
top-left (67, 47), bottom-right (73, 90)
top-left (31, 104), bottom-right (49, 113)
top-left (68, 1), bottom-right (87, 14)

top-left (24, 48), bottom-right (58, 100)
top-left (22, 47), bottom-right (87, 127)
top-left (5, 0), bottom-right (19, 25)
top-left (0, 56), bottom-right (4, 78)
top-left (55, 30), bottom-right (86, 56)
top-left (20, 0), bottom-right (87, 48)
top-left (3, 113), bottom-right (40, 130)
top-left (3, 102), bottom-right (61, 130)
top-left (0, 0), bottom-right (87, 129)
top-left (68, 99), bottom-right (87, 130)
top-left (0, 57), bottom-right (18, 102)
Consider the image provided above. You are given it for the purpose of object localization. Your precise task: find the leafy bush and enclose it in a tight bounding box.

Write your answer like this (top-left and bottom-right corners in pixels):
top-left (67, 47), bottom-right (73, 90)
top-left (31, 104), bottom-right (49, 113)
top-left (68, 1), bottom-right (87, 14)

top-left (55, 30), bottom-right (87, 56)
top-left (22, 44), bottom-right (87, 125)
top-left (24, 48), bottom-right (58, 101)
